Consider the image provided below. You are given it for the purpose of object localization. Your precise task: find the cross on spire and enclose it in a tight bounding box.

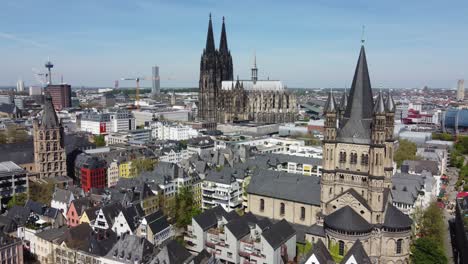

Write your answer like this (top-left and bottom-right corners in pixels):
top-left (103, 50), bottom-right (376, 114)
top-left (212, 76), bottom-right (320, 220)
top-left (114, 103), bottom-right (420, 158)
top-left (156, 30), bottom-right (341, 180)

top-left (361, 25), bottom-right (366, 45)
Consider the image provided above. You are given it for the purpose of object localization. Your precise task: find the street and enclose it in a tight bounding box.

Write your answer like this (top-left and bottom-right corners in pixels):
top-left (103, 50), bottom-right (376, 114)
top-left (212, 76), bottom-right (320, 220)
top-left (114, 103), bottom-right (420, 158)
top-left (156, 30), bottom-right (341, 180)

top-left (443, 167), bottom-right (459, 264)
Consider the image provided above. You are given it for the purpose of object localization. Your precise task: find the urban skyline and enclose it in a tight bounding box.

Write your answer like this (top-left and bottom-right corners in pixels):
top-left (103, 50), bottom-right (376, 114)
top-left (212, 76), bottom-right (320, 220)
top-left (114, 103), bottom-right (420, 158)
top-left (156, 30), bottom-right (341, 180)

top-left (1, 0), bottom-right (468, 88)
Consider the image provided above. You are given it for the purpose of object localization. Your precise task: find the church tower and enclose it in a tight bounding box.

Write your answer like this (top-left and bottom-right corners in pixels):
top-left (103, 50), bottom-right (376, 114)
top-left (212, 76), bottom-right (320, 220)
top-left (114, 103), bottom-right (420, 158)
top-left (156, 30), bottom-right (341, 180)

top-left (198, 14), bottom-right (220, 122)
top-left (318, 45), bottom-right (412, 263)
top-left (33, 94), bottom-right (67, 178)
top-left (218, 17), bottom-right (233, 82)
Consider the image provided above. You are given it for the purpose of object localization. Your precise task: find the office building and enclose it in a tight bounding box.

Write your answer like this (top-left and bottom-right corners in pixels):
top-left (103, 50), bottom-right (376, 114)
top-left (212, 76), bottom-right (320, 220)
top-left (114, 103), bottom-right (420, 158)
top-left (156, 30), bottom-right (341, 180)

top-left (29, 86), bottom-right (42, 96)
top-left (79, 110), bottom-right (135, 135)
top-left (457, 79), bottom-right (465, 101)
top-left (16, 79), bottom-right (25, 92)
top-left (0, 161), bottom-right (28, 204)
top-left (44, 84), bottom-right (72, 110)
top-left (152, 66), bottom-right (160, 98)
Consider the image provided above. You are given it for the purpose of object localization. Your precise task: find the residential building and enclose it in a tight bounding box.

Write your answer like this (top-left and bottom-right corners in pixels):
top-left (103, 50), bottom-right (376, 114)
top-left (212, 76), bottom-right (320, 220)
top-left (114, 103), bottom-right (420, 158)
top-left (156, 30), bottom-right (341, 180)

top-left (136, 210), bottom-right (173, 246)
top-left (202, 167), bottom-right (244, 212)
top-left (0, 232), bottom-right (23, 264)
top-left (111, 205), bottom-right (141, 236)
top-left (33, 227), bottom-right (67, 264)
top-left (66, 198), bottom-right (93, 227)
top-left (33, 94), bottom-right (68, 178)
top-left (44, 84), bottom-right (72, 110)
top-left (159, 149), bottom-right (192, 164)
top-left (147, 121), bottom-right (198, 141)
top-left (51, 188), bottom-right (75, 219)
top-left (187, 136), bottom-right (215, 156)
top-left (452, 195), bottom-right (468, 264)
top-left (0, 161), bottom-right (27, 204)
top-left (79, 110), bottom-right (135, 135)
top-left (101, 93), bottom-right (116, 107)
top-left (100, 234), bottom-right (155, 264)
top-left (0, 104), bottom-right (22, 119)
top-left (75, 154), bottom-right (107, 192)
top-left (391, 172), bottom-right (435, 215)
top-left (91, 203), bottom-right (123, 231)
top-left (106, 129), bottom-right (151, 145)
top-left (184, 206), bottom-right (296, 264)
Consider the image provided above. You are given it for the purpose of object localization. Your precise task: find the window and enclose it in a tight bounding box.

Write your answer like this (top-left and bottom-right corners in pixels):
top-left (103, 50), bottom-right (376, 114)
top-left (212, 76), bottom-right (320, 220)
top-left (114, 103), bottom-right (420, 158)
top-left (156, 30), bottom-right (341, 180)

top-left (338, 240), bottom-right (345, 256)
top-left (300, 207), bottom-right (306, 220)
top-left (361, 154), bottom-right (369, 165)
top-left (260, 199), bottom-right (265, 212)
top-left (227, 252), bottom-right (233, 258)
top-left (339, 152), bottom-right (347, 163)
top-left (396, 239), bottom-right (403, 254)
top-left (350, 152), bottom-right (358, 164)
top-left (280, 203), bottom-right (285, 216)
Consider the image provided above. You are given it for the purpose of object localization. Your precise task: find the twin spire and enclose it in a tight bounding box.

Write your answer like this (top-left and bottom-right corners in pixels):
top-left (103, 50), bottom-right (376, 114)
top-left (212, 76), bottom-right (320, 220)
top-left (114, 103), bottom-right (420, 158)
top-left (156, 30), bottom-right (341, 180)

top-left (205, 14), bottom-right (229, 54)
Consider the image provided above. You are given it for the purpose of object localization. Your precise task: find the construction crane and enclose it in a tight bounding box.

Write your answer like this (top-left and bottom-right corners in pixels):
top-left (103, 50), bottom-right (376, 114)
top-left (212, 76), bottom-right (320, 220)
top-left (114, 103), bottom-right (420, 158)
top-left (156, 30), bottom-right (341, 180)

top-left (120, 77), bottom-right (150, 109)
top-left (121, 75), bottom-right (175, 108)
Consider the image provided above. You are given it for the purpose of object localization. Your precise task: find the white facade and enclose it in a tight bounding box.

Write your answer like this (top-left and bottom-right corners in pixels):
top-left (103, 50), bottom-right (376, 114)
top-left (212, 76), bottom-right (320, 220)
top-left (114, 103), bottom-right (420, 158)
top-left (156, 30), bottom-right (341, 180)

top-left (29, 86), bottom-right (42, 96)
top-left (107, 160), bottom-right (120, 187)
top-left (112, 211), bottom-right (134, 236)
top-left (147, 121), bottom-right (199, 141)
top-left (457, 79), bottom-right (465, 101)
top-left (79, 110), bottom-right (136, 135)
top-left (202, 179), bottom-right (243, 212)
top-left (159, 149), bottom-right (192, 164)
top-left (106, 129), bottom-right (151, 145)
top-left (16, 80), bottom-right (25, 92)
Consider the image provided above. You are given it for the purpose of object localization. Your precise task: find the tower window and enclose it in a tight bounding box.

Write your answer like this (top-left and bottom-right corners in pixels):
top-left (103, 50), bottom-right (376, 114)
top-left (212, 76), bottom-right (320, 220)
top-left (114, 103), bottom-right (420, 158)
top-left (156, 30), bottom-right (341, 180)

top-left (338, 240), bottom-right (345, 256)
top-left (260, 199), bottom-right (265, 212)
top-left (361, 154), bottom-right (369, 165)
top-left (350, 153), bottom-right (358, 164)
top-left (300, 207), bottom-right (306, 220)
top-left (396, 239), bottom-right (403, 254)
top-left (280, 203), bottom-right (285, 216)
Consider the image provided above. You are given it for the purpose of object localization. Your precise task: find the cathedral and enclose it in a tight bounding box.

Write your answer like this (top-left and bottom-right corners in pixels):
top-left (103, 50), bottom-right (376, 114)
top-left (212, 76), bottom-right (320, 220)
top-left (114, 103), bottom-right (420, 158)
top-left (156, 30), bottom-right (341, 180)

top-left (316, 44), bottom-right (412, 263)
top-left (197, 15), bottom-right (298, 124)
top-left (33, 94), bottom-right (67, 178)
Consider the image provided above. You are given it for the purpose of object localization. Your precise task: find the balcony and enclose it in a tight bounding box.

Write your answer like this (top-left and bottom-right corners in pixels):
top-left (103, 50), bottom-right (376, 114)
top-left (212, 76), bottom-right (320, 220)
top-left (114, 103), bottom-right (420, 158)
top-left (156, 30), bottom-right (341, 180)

top-left (212, 193), bottom-right (229, 200)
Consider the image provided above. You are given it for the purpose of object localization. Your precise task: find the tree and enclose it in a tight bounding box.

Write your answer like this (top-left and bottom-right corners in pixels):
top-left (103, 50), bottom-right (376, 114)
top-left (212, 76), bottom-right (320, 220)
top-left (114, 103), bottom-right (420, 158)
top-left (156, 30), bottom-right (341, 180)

top-left (7, 193), bottom-right (28, 208)
top-left (394, 139), bottom-right (419, 168)
top-left (174, 187), bottom-right (201, 228)
top-left (419, 202), bottom-right (446, 243)
top-left (93, 135), bottom-right (106, 147)
top-left (6, 125), bottom-right (28, 143)
top-left (411, 238), bottom-right (447, 264)
top-left (29, 181), bottom-right (55, 205)
top-left (131, 158), bottom-right (156, 176)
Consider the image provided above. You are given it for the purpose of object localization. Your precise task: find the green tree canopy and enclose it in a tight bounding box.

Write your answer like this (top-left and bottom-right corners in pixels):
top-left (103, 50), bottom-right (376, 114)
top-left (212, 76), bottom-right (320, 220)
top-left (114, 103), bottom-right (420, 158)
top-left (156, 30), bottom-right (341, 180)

top-left (7, 193), bottom-right (28, 208)
top-left (394, 139), bottom-right (419, 168)
top-left (419, 202), bottom-right (446, 243)
top-left (174, 187), bottom-right (201, 228)
top-left (411, 238), bottom-right (447, 264)
top-left (93, 135), bottom-right (106, 147)
top-left (132, 158), bottom-right (156, 176)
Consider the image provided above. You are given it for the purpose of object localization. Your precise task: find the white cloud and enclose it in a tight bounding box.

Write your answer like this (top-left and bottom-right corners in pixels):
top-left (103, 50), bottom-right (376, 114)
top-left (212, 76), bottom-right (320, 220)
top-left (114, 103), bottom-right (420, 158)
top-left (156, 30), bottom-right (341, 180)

top-left (0, 32), bottom-right (48, 48)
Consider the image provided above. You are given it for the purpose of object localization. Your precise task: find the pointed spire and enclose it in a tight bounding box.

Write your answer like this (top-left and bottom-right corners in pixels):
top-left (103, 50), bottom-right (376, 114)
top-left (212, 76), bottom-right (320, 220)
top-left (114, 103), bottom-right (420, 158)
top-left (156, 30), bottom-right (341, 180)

top-left (205, 13), bottom-right (215, 53)
top-left (343, 45), bottom-right (374, 119)
top-left (373, 90), bottom-right (386, 114)
top-left (219, 16), bottom-right (229, 53)
top-left (41, 93), bottom-right (59, 128)
top-left (339, 88), bottom-right (348, 111)
top-left (324, 90), bottom-right (337, 114)
top-left (385, 90), bottom-right (395, 113)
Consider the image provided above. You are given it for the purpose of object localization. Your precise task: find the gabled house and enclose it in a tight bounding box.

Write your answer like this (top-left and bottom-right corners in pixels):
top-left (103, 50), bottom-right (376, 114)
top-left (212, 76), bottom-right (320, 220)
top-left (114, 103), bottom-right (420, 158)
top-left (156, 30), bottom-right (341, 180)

top-left (136, 210), bottom-right (173, 246)
top-left (80, 206), bottom-right (100, 225)
top-left (299, 239), bottom-right (335, 264)
top-left (51, 188), bottom-right (75, 219)
top-left (66, 197), bottom-right (93, 227)
top-left (111, 205), bottom-right (140, 237)
top-left (92, 203), bottom-right (123, 231)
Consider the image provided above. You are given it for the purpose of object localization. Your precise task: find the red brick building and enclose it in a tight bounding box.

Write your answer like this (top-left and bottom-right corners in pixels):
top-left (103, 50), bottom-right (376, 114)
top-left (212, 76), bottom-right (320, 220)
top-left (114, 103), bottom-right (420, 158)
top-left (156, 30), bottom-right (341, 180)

top-left (44, 84), bottom-right (71, 110)
top-left (77, 155), bottom-right (107, 192)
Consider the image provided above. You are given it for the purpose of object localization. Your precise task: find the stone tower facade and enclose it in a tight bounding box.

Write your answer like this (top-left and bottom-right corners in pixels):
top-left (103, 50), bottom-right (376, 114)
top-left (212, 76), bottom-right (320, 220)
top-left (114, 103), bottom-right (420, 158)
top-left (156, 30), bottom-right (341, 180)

top-left (198, 15), bottom-right (233, 122)
top-left (33, 94), bottom-right (67, 178)
top-left (319, 45), bottom-right (412, 264)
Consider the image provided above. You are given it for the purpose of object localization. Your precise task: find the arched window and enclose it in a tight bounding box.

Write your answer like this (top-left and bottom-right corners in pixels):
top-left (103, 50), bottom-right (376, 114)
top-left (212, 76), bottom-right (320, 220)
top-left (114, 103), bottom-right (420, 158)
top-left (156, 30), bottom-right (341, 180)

top-left (45, 131), bottom-right (49, 140)
top-left (329, 187), bottom-right (332, 195)
top-left (396, 239), bottom-right (403, 254)
top-left (280, 203), bottom-right (285, 216)
top-left (350, 152), bottom-right (358, 164)
top-left (300, 207), bottom-right (306, 220)
top-left (339, 152), bottom-right (347, 163)
top-left (376, 214), bottom-right (380, 222)
top-left (260, 199), bottom-right (265, 212)
top-left (338, 240), bottom-right (345, 256)
top-left (46, 142), bottom-right (50, 151)
top-left (361, 154), bottom-right (369, 165)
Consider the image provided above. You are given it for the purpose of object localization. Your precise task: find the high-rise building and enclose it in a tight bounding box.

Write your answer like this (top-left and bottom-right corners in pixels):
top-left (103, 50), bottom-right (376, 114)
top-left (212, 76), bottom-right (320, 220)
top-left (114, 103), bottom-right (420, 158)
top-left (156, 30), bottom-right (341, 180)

top-left (457, 79), bottom-right (465, 101)
top-left (16, 79), bottom-right (25, 92)
top-left (29, 86), bottom-right (42, 96)
top-left (152, 66), bottom-right (160, 98)
top-left (33, 94), bottom-right (67, 178)
top-left (317, 45), bottom-right (412, 262)
top-left (44, 84), bottom-right (72, 110)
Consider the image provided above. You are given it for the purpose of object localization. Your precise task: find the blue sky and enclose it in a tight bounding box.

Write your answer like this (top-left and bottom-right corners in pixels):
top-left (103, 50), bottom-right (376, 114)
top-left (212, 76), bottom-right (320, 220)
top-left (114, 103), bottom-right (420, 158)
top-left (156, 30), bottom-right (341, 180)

top-left (1, 0), bottom-right (467, 88)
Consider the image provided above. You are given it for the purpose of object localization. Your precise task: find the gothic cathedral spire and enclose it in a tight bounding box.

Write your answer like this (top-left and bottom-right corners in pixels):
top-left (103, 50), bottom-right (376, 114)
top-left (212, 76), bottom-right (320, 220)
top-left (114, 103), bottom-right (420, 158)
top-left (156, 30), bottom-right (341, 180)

top-left (205, 14), bottom-right (215, 53)
top-left (219, 16), bottom-right (228, 53)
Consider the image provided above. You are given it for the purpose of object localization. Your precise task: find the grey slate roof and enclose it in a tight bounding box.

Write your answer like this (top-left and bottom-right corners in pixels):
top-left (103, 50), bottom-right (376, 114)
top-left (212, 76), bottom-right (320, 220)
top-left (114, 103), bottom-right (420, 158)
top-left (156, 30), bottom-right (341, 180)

top-left (383, 204), bottom-right (412, 229)
top-left (41, 94), bottom-right (59, 129)
top-left (148, 216), bottom-right (170, 234)
top-left (262, 219), bottom-right (296, 250)
top-left (52, 188), bottom-right (73, 205)
top-left (331, 188), bottom-right (371, 211)
top-left (339, 91), bottom-right (348, 111)
top-left (193, 205), bottom-right (227, 231)
top-left (385, 91), bottom-right (395, 112)
top-left (341, 240), bottom-right (371, 264)
top-left (307, 224), bottom-right (325, 237)
top-left (373, 90), bottom-right (386, 114)
top-left (106, 234), bottom-right (155, 264)
top-left (338, 45), bottom-right (374, 144)
top-left (324, 206), bottom-right (372, 233)
top-left (0, 104), bottom-right (20, 115)
top-left (247, 169), bottom-right (321, 206)
top-left (149, 239), bottom-right (193, 264)
top-left (299, 239), bottom-right (335, 264)
top-left (392, 173), bottom-right (425, 205)
top-left (36, 226), bottom-right (68, 243)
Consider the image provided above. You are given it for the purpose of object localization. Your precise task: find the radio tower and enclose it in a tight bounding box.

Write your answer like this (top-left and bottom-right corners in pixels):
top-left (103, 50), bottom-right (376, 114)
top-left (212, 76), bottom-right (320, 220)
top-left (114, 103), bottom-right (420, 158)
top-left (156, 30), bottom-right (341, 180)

top-left (45, 59), bottom-right (54, 84)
